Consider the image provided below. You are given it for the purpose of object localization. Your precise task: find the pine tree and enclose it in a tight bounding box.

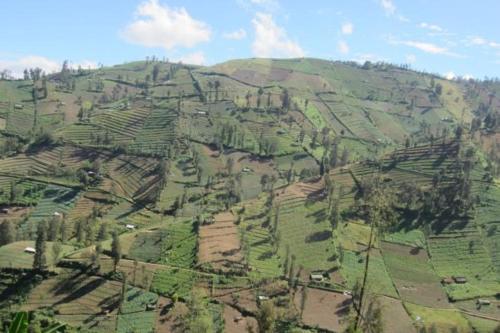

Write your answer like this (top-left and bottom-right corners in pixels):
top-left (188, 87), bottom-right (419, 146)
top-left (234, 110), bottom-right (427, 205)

top-left (0, 220), bottom-right (15, 245)
top-left (33, 220), bottom-right (48, 271)
top-left (111, 232), bottom-right (122, 272)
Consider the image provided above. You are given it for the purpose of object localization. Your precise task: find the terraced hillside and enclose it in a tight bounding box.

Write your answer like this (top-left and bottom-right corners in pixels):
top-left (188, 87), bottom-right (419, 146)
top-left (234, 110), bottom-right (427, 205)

top-left (0, 58), bottom-right (498, 332)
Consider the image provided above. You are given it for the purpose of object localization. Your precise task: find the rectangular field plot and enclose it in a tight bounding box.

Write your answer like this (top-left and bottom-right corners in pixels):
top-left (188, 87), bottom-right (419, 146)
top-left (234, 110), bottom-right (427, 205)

top-left (428, 236), bottom-right (498, 300)
top-left (340, 249), bottom-right (398, 297)
top-left (0, 241), bottom-right (75, 269)
top-left (404, 302), bottom-right (472, 333)
top-left (381, 241), bottom-right (450, 308)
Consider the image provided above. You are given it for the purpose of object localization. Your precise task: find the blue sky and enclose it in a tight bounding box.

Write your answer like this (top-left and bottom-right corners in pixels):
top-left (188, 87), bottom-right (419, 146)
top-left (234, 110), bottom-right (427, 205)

top-left (1, 0), bottom-right (499, 79)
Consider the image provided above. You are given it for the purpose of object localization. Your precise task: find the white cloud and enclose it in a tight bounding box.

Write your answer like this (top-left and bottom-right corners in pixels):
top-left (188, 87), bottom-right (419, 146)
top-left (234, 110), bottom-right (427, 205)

top-left (175, 51), bottom-right (206, 65)
top-left (122, 0), bottom-right (211, 50)
top-left (251, 12), bottom-right (305, 58)
top-left (0, 56), bottom-right (98, 79)
top-left (379, 0), bottom-right (396, 15)
top-left (0, 55), bottom-right (60, 78)
top-left (445, 71), bottom-right (456, 80)
top-left (337, 40), bottom-right (350, 55)
top-left (341, 22), bottom-right (353, 35)
top-left (405, 54), bottom-right (416, 64)
top-left (391, 39), bottom-right (462, 57)
top-left (238, 0), bottom-right (280, 12)
top-left (419, 22), bottom-right (443, 32)
top-left (466, 36), bottom-right (500, 49)
top-left (223, 28), bottom-right (247, 40)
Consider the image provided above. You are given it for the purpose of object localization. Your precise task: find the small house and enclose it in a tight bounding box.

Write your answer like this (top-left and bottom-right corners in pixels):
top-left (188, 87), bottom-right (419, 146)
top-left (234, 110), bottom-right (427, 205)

top-left (477, 299), bottom-right (491, 306)
top-left (53, 211), bottom-right (62, 217)
top-left (441, 277), bottom-right (454, 285)
top-left (242, 167), bottom-right (251, 172)
top-left (343, 291), bottom-right (352, 296)
top-left (310, 273), bottom-right (324, 282)
top-left (146, 303), bottom-right (156, 311)
top-left (14, 104), bottom-right (23, 109)
top-left (24, 247), bottom-right (36, 254)
top-left (87, 171), bottom-right (96, 176)
top-left (257, 295), bottom-right (269, 302)
top-left (126, 224), bottom-right (136, 230)
top-left (453, 276), bottom-right (467, 284)
top-left (1, 208), bottom-right (9, 214)
top-left (196, 111), bottom-right (207, 115)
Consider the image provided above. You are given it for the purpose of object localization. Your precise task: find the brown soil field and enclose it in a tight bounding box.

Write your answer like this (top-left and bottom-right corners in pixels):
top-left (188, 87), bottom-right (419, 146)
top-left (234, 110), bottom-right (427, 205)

top-left (155, 298), bottom-right (188, 333)
top-left (381, 242), bottom-right (451, 308)
top-left (0, 206), bottom-right (31, 223)
top-left (198, 212), bottom-right (243, 270)
top-left (377, 296), bottom-right (416, 333)
top-left (294, 287), bottom-right (351, 332)
top-left (223, 304), bottom-right (258, 333)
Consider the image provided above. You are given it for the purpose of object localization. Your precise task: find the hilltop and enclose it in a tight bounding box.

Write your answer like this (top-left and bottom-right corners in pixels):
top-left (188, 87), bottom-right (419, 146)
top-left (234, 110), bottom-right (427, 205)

top-left (0, 57), bottom-right (499, 333)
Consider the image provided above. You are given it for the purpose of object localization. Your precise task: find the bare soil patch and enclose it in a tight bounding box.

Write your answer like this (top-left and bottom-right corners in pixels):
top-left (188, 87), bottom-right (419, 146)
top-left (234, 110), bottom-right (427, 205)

top-left (223, 305), bottom-right (258, 333)
top-left (198, 212), bottom-right (243, 271)
top-left (294, 287), bottom-right (351, 332)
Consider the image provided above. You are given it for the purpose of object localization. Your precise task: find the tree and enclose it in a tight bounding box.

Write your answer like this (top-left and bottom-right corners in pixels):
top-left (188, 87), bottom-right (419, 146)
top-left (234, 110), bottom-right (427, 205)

top-left (257, 87), bottom-right (264, 108)
top-left (33, 220), bottom-right (48, 271)
top-left (51, 241), bottom-right (62, 265)
top-left (152, 63), bottom-right (161, 82)
top-left (111, 231), bottom-right (122, 272)
top-left (435, 83), bottom-right (443, 96)
top-left (361, 298), bottom-right (383, 333)
top-left (119, 273), bottom-right (128, 313)
top-left (300, 286), bottom-right (308, 319)
top-left (48, 216), bottom-right (60, 241)
top-left (257, 300), bottom-right (276, 333)
top-left (340, 147), bottom-right (349, 166)
top-left (214, 80), bottom-right (221, 101)
top-left (0, 220), bottom-right (15, 246)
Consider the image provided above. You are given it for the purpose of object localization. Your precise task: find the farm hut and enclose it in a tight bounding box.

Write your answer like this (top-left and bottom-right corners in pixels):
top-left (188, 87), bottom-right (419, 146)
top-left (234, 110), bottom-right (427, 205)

top-left (310, 273), bottom-right (324, 282)
top-left (257, 295), bottom-right (270, 302)
top-left (196, 111), bottom-right (207, 115)
top-left (242, 167), bottom-right (252, 172)
top-left (453, 276), bottom-right (467, 284)
top-left (441, 277), bottom-right (454, 284)
top-left (126, 224), bottom-right (136, 230)
top-left (1, 208), bottom-right (9, 214)
top-left (477, 299), bottom-right (491, 306)
top-left (146, 303), bottom-right (156, 311)
top-left (24, 247), bottom-right (36, 254)
top-left (53, 211), bottom-right (62, 217)
top-left (87, 171), bottom-right (96, 176)
top-left (14, 104), bottom-right (23, 109)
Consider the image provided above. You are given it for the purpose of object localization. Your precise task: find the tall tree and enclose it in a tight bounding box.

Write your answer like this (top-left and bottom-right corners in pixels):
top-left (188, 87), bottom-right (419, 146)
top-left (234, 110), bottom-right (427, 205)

top-left (33, 220), bottom-right (48, 271)
top-left (111, 231), bottom-right (122, 272)
top-left (0, 220), bottom-right (15, 246)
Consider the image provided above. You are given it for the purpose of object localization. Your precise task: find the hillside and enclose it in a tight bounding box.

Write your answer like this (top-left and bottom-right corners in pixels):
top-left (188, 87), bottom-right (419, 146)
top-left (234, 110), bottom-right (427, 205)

top-left (0, 58), bottom-right (499, 333)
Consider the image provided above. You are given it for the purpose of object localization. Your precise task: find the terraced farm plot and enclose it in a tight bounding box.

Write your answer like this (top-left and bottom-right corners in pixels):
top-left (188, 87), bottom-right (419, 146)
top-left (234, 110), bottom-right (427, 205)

top-left (293, 287), bottom-right (351, 332)
top-left (404, 302), bottom-right (472, 333)
top-left (428, 235), bottom-right (499, 300)
top-left (18, 186), bottom-right (79, 236)
top-left (237, 196), bottom-right (282, 278)
top-left (23, 271), bottom-right (122, 332)
top-left (129, 229), bottom-right (168, 263)
top-left (91, 107), bottom-right (151, 143)
top-left (151, 267), bottom-right (201, 299)
top-left (0, 241), bottom-right (75, 269)
top-left (376, 296), bottom-right (416, 333)
top-left (129, 107), bottom-right (178, 155)
top-left (339, 249), bottom-right (398, 297)
top-left (381, 241), bottom-right (450, 307)
top-left (159, 219), bottom-right (197, 268)
top-left (116, 286), bottom-right (158, 333)
top-left (198, 212), bottom-right (243, 271)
